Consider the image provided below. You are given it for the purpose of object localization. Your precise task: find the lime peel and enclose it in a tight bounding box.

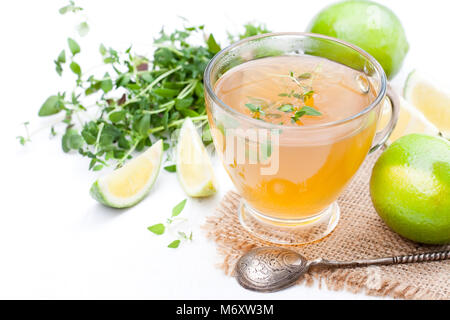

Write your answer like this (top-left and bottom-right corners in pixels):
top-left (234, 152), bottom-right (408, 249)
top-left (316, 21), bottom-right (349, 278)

top-left (370, 134), bottom-right (450, 244)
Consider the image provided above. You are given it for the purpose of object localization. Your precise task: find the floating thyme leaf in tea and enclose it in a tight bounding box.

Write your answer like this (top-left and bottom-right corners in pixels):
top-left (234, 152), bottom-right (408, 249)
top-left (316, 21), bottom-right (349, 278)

top-left (297, 72), bottom-right (311, 80)
top-left (245, 103), bottom-right (266, 119)
top-left (291, 106), bottom-right (322, 123)
top-left (278, 104), bottom-right (294, 112)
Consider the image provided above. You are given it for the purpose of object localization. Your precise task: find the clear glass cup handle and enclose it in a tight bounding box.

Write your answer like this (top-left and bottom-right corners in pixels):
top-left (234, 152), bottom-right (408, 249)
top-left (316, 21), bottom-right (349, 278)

top-left (369, 84), bottom-right (400, 153)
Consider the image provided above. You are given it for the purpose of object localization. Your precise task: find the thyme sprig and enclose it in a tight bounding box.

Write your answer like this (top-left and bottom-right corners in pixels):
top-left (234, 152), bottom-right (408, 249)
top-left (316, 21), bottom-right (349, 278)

top-left (277, 71), bottom-right (322, 123)
top-left (147, 199), bottom-right (192, 249)
top-left (25, 1), bottom-right (270, 171)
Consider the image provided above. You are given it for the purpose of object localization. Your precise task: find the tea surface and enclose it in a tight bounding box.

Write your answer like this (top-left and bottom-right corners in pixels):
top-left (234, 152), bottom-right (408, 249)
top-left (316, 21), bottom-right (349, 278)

top-left (214, 55), bottom-right (376, 126)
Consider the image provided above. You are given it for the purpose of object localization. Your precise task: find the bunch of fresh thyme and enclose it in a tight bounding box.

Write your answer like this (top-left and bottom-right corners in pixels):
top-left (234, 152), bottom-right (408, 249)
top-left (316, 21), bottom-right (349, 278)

top-left (20, 1), bottom-right (270, 172)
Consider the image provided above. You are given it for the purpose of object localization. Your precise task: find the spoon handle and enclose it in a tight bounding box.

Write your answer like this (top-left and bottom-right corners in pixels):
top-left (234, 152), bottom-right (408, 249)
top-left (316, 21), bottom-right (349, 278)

top-left (311, 250), bottom-right (450, 269)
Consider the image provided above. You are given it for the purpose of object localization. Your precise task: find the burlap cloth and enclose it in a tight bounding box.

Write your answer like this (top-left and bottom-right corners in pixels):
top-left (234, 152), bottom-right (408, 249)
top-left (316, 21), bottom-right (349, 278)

top-left (203, 151), bottom-right (450, 300)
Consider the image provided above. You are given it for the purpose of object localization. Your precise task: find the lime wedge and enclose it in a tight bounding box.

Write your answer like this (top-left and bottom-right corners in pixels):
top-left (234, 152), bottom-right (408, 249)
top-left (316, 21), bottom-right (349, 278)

top-left (176, 118), bottom-right (217, 197)
top-left (379, 96), bottom-right (439, 145)
top-left (404, 70), bottom-right (450, 138)
top-left (90, 140), bottom-right (163, 208)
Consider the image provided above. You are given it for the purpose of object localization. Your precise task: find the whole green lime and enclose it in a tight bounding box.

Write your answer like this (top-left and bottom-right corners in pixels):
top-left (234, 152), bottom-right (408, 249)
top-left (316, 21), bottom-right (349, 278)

top-left (370, 134), bottom-right (450, 244)
top-left (307, 0), bottom-right (409, 79)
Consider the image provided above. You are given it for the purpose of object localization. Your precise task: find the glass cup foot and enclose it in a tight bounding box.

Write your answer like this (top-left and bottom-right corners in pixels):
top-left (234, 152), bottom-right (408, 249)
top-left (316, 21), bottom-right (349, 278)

top-left (238, 201), bottom-right (340, 245)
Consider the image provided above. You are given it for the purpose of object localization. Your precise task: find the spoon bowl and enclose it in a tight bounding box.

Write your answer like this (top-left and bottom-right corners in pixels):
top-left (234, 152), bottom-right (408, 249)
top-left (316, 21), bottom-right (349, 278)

top-left (235, 247), bottom-right (310, 292)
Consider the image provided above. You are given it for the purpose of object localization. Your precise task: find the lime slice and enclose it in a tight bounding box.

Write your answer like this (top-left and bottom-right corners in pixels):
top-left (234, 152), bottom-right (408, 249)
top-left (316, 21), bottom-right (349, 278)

top-left (379, 96), bottom-right (440, 145)
top-left (404, 70), bottom-right (450, 138)
top-left (90, 139), bottom-right (163, 208)
top-left (176, 118), bottom-right (217, 197)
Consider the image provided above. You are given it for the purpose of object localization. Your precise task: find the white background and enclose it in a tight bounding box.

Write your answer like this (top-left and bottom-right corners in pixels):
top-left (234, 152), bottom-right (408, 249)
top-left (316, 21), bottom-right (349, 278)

top-left (0, 0), bottom-right (448, 299)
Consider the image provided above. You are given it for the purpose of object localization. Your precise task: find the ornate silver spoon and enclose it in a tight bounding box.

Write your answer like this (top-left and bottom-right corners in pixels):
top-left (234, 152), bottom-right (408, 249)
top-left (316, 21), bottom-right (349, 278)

top-left (235, 247), bottom-right (450, 292)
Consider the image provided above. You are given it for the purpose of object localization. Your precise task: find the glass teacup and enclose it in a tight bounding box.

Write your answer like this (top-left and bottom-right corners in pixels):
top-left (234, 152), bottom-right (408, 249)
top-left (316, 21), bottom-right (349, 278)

top-left (204, 33), bottom-right (398, 244)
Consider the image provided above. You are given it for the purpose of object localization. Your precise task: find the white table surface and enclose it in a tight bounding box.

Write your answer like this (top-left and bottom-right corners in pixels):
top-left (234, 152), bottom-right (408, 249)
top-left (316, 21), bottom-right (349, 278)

top-left (0, 0), bottom-right (448, 299)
